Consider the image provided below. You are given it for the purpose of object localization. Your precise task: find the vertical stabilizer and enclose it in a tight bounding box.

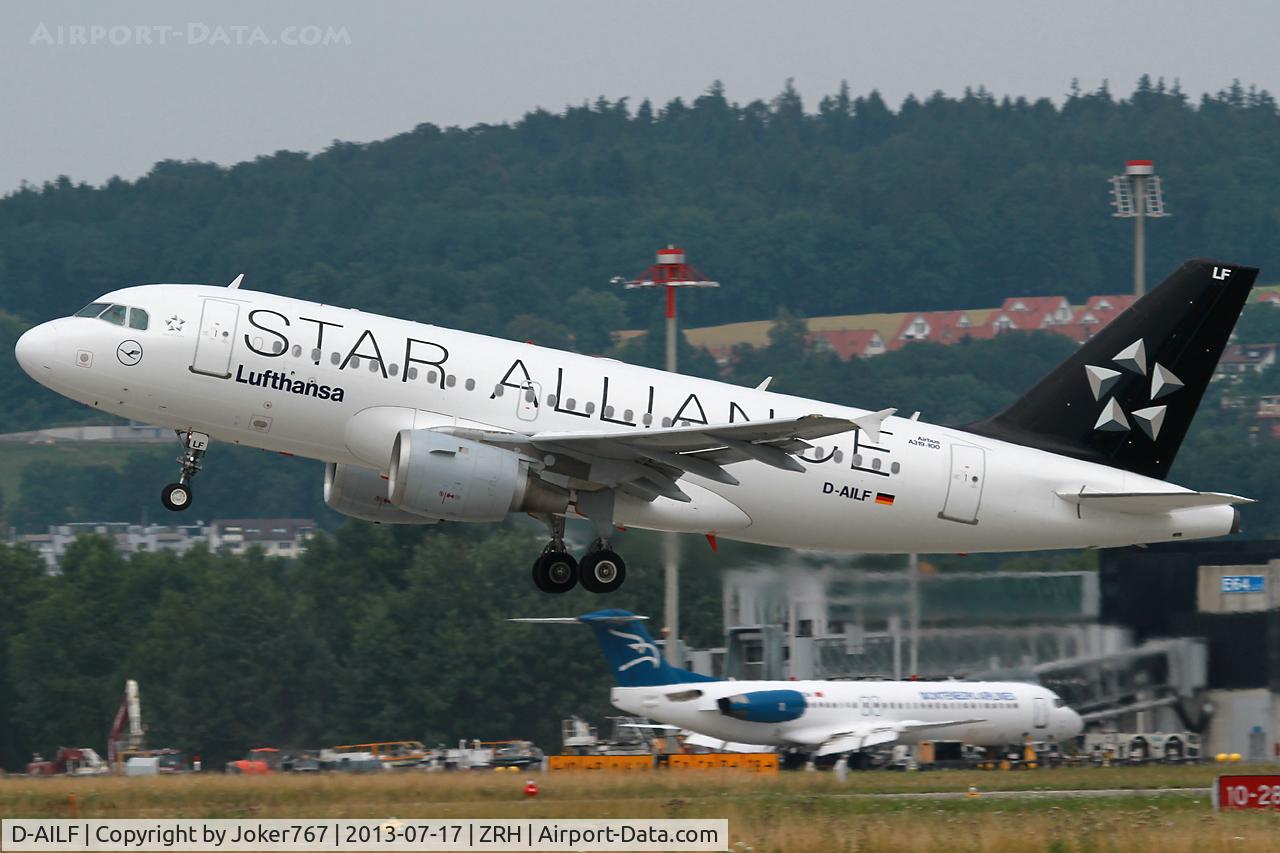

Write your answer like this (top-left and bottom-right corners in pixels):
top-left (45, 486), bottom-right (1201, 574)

top-left (971, 259), bottom-right (1258, 478)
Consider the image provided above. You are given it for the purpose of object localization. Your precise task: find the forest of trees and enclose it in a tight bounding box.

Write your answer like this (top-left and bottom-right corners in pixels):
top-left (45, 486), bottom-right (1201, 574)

top-left (0, 519), bottom-right (748, 771)
top-left (4, 78), bottom-right (1280, 769)
top-left (2, 77), bottom-right (1280, 336)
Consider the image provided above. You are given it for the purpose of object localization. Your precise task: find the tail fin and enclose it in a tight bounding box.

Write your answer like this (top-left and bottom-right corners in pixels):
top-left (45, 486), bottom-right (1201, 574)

top-left (511, 610), bottom-right (717, 687)
top-left (971, 259), bottom-right (1258, 479)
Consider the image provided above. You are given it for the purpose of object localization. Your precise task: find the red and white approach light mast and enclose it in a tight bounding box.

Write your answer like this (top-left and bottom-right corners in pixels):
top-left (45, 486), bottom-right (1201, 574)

top-left (612, 246), bottom-right (720, 666)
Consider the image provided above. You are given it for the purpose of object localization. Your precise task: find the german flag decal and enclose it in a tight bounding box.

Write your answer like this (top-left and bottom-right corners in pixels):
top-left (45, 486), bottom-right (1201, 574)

top-left (875, 492), bottom-right (896, 506)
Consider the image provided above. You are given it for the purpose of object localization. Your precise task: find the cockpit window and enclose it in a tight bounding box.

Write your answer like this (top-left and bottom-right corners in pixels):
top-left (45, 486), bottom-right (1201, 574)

top-left (127, 308), bottom-right (149, 330)
top-left (75, 302), bottom-right (110, 318)
top-left (1053, 698), bottom-right (1065, 708)
top-left (99, 305), bottom-right (127, 326)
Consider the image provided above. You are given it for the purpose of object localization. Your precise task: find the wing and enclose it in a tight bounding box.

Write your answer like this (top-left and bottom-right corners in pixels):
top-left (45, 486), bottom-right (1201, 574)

top-left (682, 733), bottom-right (774, 753)
top-left (446, 410), bottom-right (894, 503)
top-left (786, 718), bottom-right (985, 757)
top-left (1056, 489), bottom-right (1253, 514)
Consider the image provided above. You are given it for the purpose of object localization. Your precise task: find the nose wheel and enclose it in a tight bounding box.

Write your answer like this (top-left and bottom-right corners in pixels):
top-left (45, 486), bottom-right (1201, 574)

top-left (161, 483), bottom-right (193, 512)
top-left (162, 430), bottom-right (209, 513)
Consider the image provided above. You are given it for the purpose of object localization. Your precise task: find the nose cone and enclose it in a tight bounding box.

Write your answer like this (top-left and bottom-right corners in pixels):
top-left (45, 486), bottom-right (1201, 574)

top-left (15, 321), bottom-right (58, 378)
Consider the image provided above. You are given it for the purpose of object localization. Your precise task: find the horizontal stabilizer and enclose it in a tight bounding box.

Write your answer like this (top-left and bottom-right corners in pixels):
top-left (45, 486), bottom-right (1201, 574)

top-left (1056, 490), bottom-right (1254, 514)
top-left (509, 614), bottom-right (651, 625)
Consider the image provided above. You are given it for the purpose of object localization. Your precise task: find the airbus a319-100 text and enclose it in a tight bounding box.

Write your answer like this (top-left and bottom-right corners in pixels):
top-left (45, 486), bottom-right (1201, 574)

top-left (14, 259), bottom-right (1257, 593)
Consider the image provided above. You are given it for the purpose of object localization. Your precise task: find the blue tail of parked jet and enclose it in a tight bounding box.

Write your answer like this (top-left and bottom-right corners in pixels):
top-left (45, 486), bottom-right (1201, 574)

top-left (511, 609), bottom-right (718, 687)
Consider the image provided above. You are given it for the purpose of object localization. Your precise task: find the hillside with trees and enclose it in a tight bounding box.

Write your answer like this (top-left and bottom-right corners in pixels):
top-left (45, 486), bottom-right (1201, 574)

top-left (2, 77), bottom-right (1279, 336)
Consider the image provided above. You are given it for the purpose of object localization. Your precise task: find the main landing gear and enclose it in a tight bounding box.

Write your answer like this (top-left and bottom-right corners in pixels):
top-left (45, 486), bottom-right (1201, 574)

top-left (531, 515), bottom-right (627, 595)
top-left (161, 429), bottom-right (209, 512)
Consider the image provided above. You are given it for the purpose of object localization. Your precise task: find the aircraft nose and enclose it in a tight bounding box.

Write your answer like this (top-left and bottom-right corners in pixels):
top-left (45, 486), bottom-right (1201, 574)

top-left (15, 321), bottom-right (59, 377)
top-left (1063, 708), bottom-right (1084, 738)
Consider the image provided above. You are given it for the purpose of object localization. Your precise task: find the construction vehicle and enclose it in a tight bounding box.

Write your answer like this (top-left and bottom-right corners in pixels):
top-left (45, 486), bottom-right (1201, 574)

top-left (26, 747), bottom-right (109, 776)
top-left (106, 679), bottom-right (189, 773)
top-left (480, 740), bottom-right (543, 769)
top-left (226, 747), bottom-right (282, 775)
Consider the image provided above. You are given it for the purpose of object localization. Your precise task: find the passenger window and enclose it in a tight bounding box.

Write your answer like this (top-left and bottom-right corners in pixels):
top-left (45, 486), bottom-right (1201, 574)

top-left (100, 305), bottom-right (127, 326)
top-left (127, 308), bottom-right (149, 330)
top-left (76, 302), bottom-right (110, 318)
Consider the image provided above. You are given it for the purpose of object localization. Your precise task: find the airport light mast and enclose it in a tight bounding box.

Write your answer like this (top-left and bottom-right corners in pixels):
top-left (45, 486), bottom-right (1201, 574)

top-left (1109, 159), bottom-right (1169, 297)
top-left (612, 246), bottom-right (720, 666)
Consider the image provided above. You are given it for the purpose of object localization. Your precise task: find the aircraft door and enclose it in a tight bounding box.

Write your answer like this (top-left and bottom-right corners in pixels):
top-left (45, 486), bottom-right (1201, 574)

top-left (1033, 697), bottom-right (1048, 729)
top-left (516, 381), bottom-right (541, 422)
top-left (190, 299), bottom-right (240, 379)
top-left (939, 443), bottom-right (985, 524)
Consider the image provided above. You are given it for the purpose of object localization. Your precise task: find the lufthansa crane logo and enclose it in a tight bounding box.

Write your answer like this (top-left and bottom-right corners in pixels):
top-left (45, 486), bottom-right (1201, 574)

top-left (116, 340), bottom-right (143, 366)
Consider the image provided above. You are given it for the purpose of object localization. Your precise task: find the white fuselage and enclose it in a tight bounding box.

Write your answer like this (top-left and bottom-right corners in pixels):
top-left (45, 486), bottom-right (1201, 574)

top-left (610, 679), bottom-right (1081, 748)
top-left (15, 283), bottom-right (1236, 552)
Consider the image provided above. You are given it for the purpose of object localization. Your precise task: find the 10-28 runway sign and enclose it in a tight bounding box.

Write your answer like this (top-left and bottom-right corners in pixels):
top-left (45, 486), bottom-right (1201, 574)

top-left (1215, 775), bottom-right (1280, 809)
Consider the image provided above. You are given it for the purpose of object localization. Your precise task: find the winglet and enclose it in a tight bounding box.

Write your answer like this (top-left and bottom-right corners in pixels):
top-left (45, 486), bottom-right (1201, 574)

top-left (851, 408), bottom-right (897, 444)
top-left (756, 376), bottom-right (772, 391)
top-left (228, 274), bottom-right (245, 290)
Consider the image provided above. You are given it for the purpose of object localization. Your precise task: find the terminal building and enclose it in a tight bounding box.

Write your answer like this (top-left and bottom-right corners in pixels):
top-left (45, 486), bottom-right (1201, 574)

top-left (682, 542), bottom-right (1280, 761)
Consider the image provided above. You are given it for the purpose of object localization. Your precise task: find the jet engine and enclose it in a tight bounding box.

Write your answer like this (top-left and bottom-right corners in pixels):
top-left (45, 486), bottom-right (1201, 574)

top-left (717, 690), bottom-right (806, 723)
top-left (388, 429), bottom-right (568, 522)
top-left (324, 462), bottom-right (431, 524)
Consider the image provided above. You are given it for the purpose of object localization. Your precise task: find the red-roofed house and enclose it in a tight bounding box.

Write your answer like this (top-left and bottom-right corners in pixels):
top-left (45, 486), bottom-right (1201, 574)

top-left (1215, 343), bottom-right (1278, 380)
top-left (986, 296), bottom-right (1074, 335)
top-left (810, 329), bottom-right (886, 360)
top-left (891, 311), bottom-right (976, 349)
top-left (1077, 295), bottom-right (1136, 330)
top-left (1255, 291), bottom-right (1280, 308)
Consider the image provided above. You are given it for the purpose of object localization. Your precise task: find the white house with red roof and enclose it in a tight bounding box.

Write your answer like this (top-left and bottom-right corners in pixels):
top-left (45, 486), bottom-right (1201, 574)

top-left (986, 296), bottom-right (1075, 335)
top-left (891, 310), bottom-right (976, 349)
top-left (810, 329), bottom-right (886, 360)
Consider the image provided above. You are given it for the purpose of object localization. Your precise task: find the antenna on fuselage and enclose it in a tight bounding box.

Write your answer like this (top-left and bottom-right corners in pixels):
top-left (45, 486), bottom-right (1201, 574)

top-left (227, 274), bottom-right (244, 290)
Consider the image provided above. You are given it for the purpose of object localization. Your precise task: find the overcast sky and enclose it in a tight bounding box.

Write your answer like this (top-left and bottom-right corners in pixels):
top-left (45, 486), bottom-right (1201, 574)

top-left (4, 0), bottom-right (1279, 193)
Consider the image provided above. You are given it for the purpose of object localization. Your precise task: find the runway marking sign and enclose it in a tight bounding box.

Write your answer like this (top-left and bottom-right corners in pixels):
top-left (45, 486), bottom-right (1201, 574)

top-left (1214, 774), bottom-right (1280, 810)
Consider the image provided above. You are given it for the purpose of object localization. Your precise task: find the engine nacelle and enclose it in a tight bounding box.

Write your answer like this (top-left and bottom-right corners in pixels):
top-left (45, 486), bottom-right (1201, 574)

top-left (388, 429), bottom-right (567, 522)
top-left (325, 463), bottom-right (432, 524)
top-left (717, 690), bottom-right (807, 723)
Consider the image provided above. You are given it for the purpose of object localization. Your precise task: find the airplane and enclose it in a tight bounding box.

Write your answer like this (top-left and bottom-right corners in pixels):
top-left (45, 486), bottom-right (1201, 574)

top-left (514, 609), bottom-right (1084, 756)
top-left (13, 258), bottom-right (1257, 594)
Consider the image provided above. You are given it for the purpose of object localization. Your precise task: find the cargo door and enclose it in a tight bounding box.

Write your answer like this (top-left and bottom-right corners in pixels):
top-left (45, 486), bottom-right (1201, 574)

top-left (939, 443), bottom-right (985, 524)
top-left (190, 299), bottom-right (240, 379)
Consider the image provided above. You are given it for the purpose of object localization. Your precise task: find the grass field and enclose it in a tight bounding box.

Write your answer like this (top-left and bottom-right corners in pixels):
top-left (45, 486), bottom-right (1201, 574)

top-left (4, 766), bottom-right (1280, 852)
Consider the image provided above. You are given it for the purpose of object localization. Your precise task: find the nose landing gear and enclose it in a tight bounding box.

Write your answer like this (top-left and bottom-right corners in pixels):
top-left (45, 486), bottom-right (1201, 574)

top-left (161, 430), bottom-right (209, 512)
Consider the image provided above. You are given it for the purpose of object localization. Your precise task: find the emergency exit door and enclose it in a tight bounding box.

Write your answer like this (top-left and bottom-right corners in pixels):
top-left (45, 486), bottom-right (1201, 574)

top-left (516, 381), bottom-right (541, 421)
top-left (189, 299), bottom-right (240, 379)
top-left (939, 443), bottom-right (985, 525)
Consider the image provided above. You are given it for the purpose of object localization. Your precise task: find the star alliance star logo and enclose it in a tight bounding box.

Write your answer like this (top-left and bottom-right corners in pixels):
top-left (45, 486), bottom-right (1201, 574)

top-left (1085, 338), bottom-right (1182, 439)
top-left (166, 315), bottom-right (186, 332)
